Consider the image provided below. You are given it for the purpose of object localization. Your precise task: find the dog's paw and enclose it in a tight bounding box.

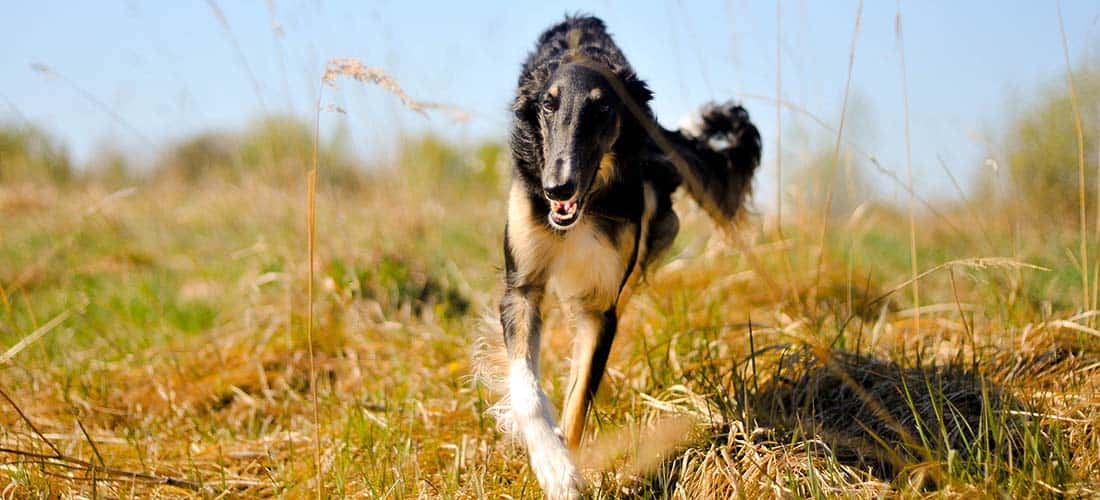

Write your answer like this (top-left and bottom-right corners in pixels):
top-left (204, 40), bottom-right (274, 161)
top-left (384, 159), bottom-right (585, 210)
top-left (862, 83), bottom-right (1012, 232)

top-left (519, 412), bottom-right (583, 498)
top-left (528, 440), bottom-right (584, 499)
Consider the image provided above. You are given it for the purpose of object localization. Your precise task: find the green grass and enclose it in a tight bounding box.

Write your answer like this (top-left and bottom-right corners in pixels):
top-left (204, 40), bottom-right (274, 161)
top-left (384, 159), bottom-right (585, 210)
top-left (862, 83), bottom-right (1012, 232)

top-left (1, 140), bottom-right (1099, 497)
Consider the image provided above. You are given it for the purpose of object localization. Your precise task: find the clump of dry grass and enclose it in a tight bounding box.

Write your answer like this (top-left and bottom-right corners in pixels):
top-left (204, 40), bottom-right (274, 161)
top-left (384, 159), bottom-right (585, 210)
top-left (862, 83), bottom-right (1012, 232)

top-left (322, 58), bottom-right (471, 123)
top-left (756, 348), bottom-right (1020, 479)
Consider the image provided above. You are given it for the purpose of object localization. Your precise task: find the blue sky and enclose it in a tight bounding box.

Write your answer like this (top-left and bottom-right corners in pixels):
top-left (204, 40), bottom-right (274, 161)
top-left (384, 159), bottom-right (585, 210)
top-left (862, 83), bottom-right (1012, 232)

top-left (1, 1), bottom-right (1097, 205)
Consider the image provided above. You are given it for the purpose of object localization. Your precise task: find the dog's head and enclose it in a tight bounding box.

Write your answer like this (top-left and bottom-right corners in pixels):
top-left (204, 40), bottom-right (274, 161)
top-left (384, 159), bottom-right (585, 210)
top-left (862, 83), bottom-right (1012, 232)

top-left (534, 63), bottom-right (631, 229)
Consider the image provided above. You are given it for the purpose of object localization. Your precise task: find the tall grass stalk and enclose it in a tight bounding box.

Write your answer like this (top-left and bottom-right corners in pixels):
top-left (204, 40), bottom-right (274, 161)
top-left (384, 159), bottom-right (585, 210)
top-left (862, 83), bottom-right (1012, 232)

top-left (306, 89), bottom-right (323, 498)
top-left (812, 0), bottom-right (862, 311)
top-left (1056, 0), bottom-right (1091, 320)
top-left (206, 0), bottom-right (268, 113)
top-left (770, 1), bottom-right (804, 314)
top-left (895, 3), bottom-right (920, 335)
top-left (29, 63), bottom-right (154, 148)
top-left (775, 0), bottom-right (783, 232)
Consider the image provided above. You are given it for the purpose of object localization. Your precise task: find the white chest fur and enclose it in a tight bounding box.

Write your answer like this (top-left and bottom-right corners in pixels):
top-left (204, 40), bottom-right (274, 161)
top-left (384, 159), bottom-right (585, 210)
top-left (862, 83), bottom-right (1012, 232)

top-left (545, 218), bottom-right (627, 308)
top-left (507, 182), bottom-right (633, 310)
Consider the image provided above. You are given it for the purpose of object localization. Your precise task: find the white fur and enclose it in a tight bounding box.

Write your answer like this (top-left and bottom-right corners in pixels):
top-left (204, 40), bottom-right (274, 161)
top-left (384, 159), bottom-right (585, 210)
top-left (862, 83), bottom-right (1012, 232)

top-left (499, 178), bottom-right (645, 498)
top-left (507, 183), bottom-right (556, 280)
top-left (676, 112), bottom-right (704, 138)
top-left (545, 222), bottom-right (625, 309)
top-left (469, 313), bottom-right (517, 434)
top-left (508, 359), bottom-right (583, 498)
top-left (507, 182), bottom-right (629, 311)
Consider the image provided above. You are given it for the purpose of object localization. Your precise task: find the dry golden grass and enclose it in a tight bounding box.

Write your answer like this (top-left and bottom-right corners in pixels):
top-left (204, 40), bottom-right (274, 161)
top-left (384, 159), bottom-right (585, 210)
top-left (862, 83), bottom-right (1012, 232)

top-left (3, 152), bottom-right (1099, 498)
top-left (4, 48), bottom-right (1100, 492)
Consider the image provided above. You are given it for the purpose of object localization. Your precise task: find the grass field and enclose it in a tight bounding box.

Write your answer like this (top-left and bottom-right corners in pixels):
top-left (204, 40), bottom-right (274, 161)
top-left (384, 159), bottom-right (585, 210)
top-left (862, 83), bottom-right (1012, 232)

top-left (2, 120), bottom-right (1099, 498)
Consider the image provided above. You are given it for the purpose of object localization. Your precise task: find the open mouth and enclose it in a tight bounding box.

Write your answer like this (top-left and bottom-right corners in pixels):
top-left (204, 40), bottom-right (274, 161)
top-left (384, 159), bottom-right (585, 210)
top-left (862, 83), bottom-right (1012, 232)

top-left (548, 198), bottom-right (582, 229)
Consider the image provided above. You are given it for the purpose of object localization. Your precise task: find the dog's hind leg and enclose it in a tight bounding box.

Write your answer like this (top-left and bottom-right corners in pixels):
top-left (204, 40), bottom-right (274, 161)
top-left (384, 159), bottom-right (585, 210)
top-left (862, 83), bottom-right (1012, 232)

top-left (560, 307), bottom-right (618, 448)
top-left (501, 284), bottom-right (583, 498)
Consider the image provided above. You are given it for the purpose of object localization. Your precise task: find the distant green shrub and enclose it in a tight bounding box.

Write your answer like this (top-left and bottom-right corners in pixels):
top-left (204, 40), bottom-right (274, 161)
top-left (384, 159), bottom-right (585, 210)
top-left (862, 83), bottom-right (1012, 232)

top-left (159, 132), bottom-right (237, 183)
top-left (155, 115), bottom-right (362, 187)
top-left (1004, 59), bottom-right (1099, 220)
top-left (791, 146), bottom-right (870, 218)
top-left (394, 134), bottom-right (505, 195)
top-left (82, 146), bottom-right (132, 186)
top-left (787, 92), bottom-right (876, 218)
top-left (0, 114), bottom-right (508, 192)
top-left (0, 123), bottom-right (73, 185)
top-left (239, 116), bottom-right (361, 187)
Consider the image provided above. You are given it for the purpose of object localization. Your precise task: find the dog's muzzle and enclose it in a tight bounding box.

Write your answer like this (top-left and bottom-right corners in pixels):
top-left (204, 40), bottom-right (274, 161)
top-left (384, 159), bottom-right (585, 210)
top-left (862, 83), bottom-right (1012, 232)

top-left (549, 198), bottom-right (580, 228)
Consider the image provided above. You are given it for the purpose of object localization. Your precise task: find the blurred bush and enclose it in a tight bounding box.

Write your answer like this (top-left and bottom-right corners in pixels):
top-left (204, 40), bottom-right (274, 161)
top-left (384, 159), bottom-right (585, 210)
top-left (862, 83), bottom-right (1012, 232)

top-left (1002, 59), bottom-right (1099, 220)
top-left (0, 122), bottom-right (73, 185)
top-left (788, 93), bottom-right (876, 218)
top-left (0, 112), bottom-right (509, 193)
top-left (155, 115), bottom-right (364, 188)
top-left (158, 131), bottom-right (236, 183)
top-left (791, 146), bottom-right (870, 218)
top-left (82, 146), bottom-right (131, 187)
top-left (394, 134), bottom-right (504, 195)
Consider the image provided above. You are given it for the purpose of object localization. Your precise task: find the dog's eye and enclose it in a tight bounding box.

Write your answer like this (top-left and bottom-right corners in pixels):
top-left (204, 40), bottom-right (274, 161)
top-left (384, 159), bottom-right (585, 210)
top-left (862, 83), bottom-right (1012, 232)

top-left (541, 97), bottom-right (557, 113)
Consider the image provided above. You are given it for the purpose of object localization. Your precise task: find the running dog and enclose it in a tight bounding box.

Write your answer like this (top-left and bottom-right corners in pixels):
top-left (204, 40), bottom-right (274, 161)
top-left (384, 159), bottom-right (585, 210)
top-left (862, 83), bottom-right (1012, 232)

top-left (496, 15), bottom-right (761, 497)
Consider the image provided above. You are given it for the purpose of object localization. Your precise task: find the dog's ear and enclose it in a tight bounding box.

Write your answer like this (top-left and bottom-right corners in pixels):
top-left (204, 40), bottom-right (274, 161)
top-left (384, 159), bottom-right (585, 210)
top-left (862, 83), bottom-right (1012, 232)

top-left (514, 63), bottom-right (556, 123)
top-left (611, 69), bottom-right (653, 154)
top-left (617, 69), bottom-right (653, 107)
top-left (511, 64), bottom-right (551, 176)
top-left (513, 81), bottom-right (539, 123)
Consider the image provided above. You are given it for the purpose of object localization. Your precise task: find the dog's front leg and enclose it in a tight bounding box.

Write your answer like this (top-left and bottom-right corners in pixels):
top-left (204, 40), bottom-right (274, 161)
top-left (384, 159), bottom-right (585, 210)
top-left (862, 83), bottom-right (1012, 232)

top-left (501, 285), bottom-right (583, 498)
top-left (560, 307), bottom-right (617, 449)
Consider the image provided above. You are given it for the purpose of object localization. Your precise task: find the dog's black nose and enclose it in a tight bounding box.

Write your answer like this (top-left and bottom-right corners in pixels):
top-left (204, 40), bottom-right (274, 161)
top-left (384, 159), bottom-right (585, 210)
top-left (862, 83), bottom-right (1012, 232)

top-left (543, 180), bottom-right (577, 201)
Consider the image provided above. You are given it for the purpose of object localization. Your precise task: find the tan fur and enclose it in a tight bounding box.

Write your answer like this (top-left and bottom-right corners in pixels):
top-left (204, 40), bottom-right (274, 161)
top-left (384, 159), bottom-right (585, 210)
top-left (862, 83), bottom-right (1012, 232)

top-left (615, 181), bottom-right (656, 316)
top-left (504, 291), bottom-right (540, 362)
top-left (594, 152), bottom-right (618, 191)
top-left (507, 183), bottom-right (556, 285)
top-left (504, 172), bottom-right (659, 483)
top-left (507, 181), bottom-right (630, 311)
top-left (548, 228), bottom-right (625, 310)
top-left (560, 309), bottom-right (603, 448)
top-left (558, 181), bottom-right (657, 448)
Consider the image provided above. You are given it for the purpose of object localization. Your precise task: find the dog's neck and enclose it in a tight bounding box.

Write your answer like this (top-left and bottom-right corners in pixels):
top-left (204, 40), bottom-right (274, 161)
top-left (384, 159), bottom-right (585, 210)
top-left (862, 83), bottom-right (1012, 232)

top-left (577, 150), bottom-right (644, 224)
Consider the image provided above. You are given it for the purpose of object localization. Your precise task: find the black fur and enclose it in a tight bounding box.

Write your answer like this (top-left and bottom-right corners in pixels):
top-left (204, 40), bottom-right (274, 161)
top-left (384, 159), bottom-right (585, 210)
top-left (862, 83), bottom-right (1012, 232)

top-left (509, 15), bottom-right (761, 264)
top-left (658, 103), bottom-right (762, 224)
top-left (498, 16), bottom-right (762, 495)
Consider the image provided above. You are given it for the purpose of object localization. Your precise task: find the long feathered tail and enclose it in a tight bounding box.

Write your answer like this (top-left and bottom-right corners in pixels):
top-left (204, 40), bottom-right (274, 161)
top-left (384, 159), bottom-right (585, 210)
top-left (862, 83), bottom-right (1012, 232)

top-left (657, 102), bottom-right (762, 225)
